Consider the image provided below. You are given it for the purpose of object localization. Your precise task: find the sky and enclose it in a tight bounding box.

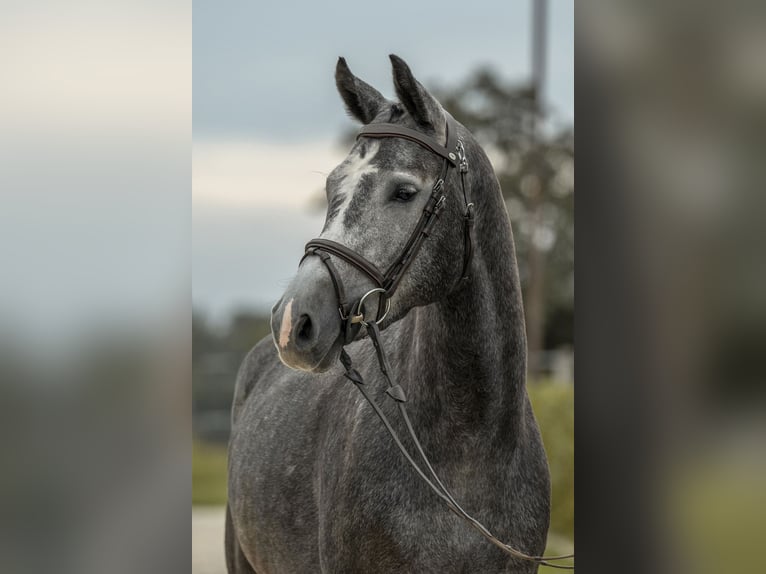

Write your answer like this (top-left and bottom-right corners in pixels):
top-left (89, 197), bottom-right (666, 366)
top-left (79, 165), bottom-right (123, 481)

top-left (192, 0), bottom-right (574, 325)
top-left (0, 1), bottom-right (571, 341)
top-left (1, 1), bottom-right (191, 343)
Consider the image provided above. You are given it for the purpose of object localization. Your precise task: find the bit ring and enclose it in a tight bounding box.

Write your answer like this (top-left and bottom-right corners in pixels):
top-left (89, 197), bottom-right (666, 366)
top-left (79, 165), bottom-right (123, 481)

top-left (350, 288), bottom-right (390, 326)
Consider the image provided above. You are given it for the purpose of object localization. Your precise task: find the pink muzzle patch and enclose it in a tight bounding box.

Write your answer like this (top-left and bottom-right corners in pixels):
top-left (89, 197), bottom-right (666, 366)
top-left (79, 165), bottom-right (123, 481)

top-left (278, 298), bottom-right (294, 349)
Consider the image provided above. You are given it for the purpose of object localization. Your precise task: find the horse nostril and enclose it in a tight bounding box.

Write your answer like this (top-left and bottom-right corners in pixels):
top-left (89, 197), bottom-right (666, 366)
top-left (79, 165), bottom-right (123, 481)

top-left (295, 314), bottom-right (314, 345)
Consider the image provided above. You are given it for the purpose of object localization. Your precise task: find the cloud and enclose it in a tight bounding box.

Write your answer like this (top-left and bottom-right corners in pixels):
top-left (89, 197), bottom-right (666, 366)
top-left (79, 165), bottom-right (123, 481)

top-left (0, 1), bottom-right (191, 341)
top-left (192, 136), bottom-right (349, 319)
top-left (193, 138), bottom-right (345, 210)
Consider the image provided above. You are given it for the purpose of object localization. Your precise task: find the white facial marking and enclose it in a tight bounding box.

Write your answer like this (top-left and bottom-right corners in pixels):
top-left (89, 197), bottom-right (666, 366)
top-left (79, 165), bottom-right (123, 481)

top-left (322, 141), bottom-right (380, 242)
top-left (278, 298), bottom-right (294, 349)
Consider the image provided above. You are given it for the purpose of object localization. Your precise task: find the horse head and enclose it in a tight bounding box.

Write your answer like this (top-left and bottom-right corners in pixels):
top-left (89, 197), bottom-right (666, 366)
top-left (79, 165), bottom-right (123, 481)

top-left (271, 55), bottom-right (474, 372)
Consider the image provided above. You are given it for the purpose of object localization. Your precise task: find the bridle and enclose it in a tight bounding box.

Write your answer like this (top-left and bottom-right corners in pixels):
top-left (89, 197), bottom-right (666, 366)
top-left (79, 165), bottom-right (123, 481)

top-left (302, 114), bottom-right (473, 344)
top-left (300, 115), bottom-right (574, 569)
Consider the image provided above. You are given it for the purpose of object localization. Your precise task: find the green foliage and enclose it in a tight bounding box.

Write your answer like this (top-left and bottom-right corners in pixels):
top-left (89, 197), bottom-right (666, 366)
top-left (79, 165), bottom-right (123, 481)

top-left (528, 380), bottom-right (574, 541)
top-left (193, 441), bottom-right (228, 506)
top-left (539, 532), bottom-right (575, 573)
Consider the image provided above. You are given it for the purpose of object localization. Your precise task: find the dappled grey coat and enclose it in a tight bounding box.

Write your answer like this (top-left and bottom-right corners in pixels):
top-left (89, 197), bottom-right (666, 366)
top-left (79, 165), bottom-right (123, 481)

top-left (226, 55), bottom-right (551, 574)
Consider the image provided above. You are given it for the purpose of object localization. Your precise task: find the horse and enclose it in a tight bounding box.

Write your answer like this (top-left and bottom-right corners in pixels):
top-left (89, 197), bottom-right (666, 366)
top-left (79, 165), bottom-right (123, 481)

top-left (226, 55), bottom-right (551, 573)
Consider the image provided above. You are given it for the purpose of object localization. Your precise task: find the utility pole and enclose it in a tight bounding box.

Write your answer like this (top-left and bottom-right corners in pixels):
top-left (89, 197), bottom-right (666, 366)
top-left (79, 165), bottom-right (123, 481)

top-left (532, 0), bottom-right (547, 124)
top-left (526, 0), bottom-right (548, 379)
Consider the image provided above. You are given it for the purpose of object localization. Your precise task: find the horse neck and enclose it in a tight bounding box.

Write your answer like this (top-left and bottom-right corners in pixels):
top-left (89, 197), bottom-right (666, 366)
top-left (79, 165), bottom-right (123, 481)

top-left (401, 156), bottom-right (528, 443)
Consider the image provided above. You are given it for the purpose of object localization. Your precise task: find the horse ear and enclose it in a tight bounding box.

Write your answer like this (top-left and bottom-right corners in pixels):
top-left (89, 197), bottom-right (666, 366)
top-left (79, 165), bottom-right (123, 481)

top-left (389, 54), bottom-right (444, 130)
top-left (335, 57), bottom-right (387, 125)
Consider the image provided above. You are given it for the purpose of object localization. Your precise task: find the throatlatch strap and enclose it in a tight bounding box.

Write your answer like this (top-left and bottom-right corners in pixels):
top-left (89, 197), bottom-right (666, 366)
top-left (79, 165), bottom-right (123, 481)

top-left (459, 164), bottom-right (474, 280)
top-left (462, 208), bottom-right (474, 280)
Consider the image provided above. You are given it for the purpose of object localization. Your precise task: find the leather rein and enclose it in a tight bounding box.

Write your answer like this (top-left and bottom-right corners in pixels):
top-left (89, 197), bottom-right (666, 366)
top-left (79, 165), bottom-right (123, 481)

top-left (301, 116), bottom-right (574, 569)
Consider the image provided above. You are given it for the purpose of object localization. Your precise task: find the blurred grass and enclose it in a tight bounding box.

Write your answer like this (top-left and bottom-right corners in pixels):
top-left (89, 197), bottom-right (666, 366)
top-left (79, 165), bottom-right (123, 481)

top-left (671, 456), bottom-right (766, 574)
top-left (539, 532), bottom-right (575, 572)
top-left (192, 441), bottom-right (228, 506)
top-left (529, 379), bottom-right (574, 541)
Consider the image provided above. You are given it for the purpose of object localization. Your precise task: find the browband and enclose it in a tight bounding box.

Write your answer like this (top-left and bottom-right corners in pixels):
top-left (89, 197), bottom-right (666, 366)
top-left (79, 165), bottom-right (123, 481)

top-left (357, 122), bottom-right (458, 167)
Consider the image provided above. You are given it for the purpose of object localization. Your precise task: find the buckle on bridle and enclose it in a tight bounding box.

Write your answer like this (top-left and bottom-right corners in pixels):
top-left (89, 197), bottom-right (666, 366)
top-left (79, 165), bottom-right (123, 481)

top-left (456, 139), bottom-right (468, 173)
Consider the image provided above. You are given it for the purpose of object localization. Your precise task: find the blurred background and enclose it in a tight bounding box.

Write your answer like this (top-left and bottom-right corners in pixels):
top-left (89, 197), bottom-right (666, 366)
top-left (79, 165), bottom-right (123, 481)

top-left (4, 1), bottom-right (760, 573)
top-left (576, 2), bottom-right (766, 573)
top-left (192, 1), bottom-right (574, 572)
top-left (1, 1), bottom-right (190, 573)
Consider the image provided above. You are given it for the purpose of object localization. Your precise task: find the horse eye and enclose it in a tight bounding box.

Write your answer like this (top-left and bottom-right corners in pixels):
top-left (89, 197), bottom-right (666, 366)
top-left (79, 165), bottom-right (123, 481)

top-left (393, 187), bottom-right (417, 203)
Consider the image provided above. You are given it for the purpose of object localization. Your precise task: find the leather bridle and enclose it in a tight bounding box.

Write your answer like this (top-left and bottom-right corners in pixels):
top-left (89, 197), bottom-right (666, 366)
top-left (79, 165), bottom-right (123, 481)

top-left (302, 114), bottom-right (473, 344)
top-left (300, 116), bottom-right (574, 569)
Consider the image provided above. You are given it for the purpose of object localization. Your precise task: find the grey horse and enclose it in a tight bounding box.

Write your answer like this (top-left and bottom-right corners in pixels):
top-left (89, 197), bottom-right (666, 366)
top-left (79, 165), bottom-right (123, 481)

top-left (226, 55), bottom-right (551, 574)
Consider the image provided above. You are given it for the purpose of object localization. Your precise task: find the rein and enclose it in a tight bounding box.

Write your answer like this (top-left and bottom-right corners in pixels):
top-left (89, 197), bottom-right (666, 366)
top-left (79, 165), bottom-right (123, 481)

top-left (301, 117), bottom-right (574, 569)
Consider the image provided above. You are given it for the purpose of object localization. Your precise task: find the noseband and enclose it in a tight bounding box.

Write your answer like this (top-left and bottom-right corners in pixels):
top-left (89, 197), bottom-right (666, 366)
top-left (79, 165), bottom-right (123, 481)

top-left (298, 117), bottom-right (574, 569)
top-left (302, 114), bottom-right (473, 343)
